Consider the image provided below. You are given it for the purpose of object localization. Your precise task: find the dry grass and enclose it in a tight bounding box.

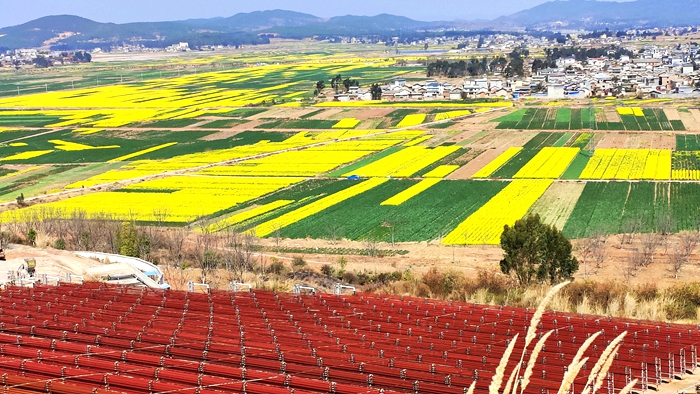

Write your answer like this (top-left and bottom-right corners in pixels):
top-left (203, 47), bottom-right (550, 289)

top-left (484, 282), bottom-right (633, 394)
top-left (379, 268), bottom-right (700, 324)
top-left (489, 333), bottom-right (519, 394)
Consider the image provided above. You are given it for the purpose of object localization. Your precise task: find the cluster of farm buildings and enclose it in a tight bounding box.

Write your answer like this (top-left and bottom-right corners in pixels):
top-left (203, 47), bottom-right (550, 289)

top-left (330, 43), bottom-right (700, 102)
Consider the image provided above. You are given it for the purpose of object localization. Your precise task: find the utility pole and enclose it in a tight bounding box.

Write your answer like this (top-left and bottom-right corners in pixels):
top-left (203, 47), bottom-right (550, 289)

top-left (71, 80), bottom-right (74, 89)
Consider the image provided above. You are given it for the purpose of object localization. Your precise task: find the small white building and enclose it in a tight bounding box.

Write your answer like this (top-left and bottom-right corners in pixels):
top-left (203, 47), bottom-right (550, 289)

top-left (548, 84), bottom-right (566, 99)
top-left (682, 63), bottom-right (695, 74)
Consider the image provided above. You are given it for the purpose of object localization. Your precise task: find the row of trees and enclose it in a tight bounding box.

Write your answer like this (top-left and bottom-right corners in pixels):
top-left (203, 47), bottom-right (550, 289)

top-left (313, 75), bottom-right (381, 100)
top-left (427, 49), bottom-right (528, 78)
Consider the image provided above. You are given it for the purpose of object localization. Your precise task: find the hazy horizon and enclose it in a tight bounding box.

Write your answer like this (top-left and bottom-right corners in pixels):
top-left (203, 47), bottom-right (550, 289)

top-left (1, 0), bottom-right (564, 29)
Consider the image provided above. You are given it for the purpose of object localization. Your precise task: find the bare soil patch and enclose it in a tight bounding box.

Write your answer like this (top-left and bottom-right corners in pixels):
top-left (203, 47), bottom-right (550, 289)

top-left (664, 108), bottom-right (681, 121)
top-left (309, 108), bottom-right (344, 120)
top-left (596, 133), bottom-right (628, 149)
top-left (350, 108), bottom-right (394, 120)
top-left (650, 133), bottom-right (676, 150)
top-left (603, 107), bottom-right (620, 123)
top-left (447, 147), bottom-right (507, 179)
top-left (678, 109), bottom-right (700, 132)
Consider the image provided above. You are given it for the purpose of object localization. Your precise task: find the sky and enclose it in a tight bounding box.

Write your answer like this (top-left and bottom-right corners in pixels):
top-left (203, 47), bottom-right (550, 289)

top-left (0, 0), bottom-right (558, 28)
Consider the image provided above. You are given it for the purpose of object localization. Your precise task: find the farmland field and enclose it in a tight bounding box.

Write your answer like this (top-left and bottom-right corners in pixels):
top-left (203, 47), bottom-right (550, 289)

top-left (494, 107), bottom-right (686, 131)
top-left (1, 49), bottom-right (700, 247)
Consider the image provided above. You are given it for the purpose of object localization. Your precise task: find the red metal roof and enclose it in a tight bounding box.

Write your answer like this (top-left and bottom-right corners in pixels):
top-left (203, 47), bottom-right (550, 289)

top-left (0, 283), bottom-right (694, 393)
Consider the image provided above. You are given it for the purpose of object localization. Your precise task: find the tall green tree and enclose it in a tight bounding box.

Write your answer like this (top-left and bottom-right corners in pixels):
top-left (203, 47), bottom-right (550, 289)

top-left (370, 83), bottom-right (383, 100)
top-left (117, 222), bottom-right (139, 257)
top-left (499, 214), bottom-right (578, 285)
top-left (331, 75), bottom-right (343, 93)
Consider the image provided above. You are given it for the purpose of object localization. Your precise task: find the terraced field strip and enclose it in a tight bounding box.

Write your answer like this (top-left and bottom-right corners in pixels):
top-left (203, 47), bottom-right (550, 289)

top-left (205, 200), bottom-right (295, 232)
top-left (494, 107), bottom-right (685, 131)
top-left (442, 179), bottom-right (553, 245)
top-left (513, 147), bottom-right (579, 179)
top-left (561, 182), bottom-right (685, 239)
top-left (380, 179), bottom-right (442, 206)
top-left (472, 147), bottom-right (522, 178)
top-left (277, 179), bottom-right (508, 242)
top-left (672, 151), bottom-right (700, 180)
top-left (579, 149), bottom-right (671, 180)
top-left (254, 178), bottom-right (389, 237)
top-left (528, 182), bottom-right (586, 231)
top-left (343, 146), bottom-right (460, 178)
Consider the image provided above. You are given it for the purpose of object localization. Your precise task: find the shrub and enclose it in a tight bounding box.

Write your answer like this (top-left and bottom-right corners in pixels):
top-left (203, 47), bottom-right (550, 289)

top-left (342, 271), bottom-right (359, 284)
top-left (55, 238), bottom-right (66, 250)
top-left (27, 228), bottom-right (37, 246)
top-left (268, 258), bottom-right (285, 276)
top-left (320, 264), bottom-right (334, 276)
top-left (292, 256), bottom-right (307, 270)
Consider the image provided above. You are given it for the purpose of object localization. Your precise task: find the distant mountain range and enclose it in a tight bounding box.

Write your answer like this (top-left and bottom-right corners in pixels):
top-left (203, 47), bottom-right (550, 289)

top-left (497, 0), bottom-right (700, 29)
top-left (1, 1), bottom-right (700, 50)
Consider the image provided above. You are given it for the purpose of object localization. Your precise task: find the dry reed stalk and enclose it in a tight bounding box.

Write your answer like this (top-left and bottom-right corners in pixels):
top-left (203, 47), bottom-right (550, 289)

top-left (489, 333), bottom-right (519, 394)
top-left (466, 381), bottom-right (476, 394)
top-left (580, 343), bottom-right (620, 394)
top-left (618, 379), bottom-right (639, 394)
top-left (525, 281), bottom-right (570, 346)
top-left (580, 330), bottom-right (626, 394)
top-left (592, 343), bottom-right (621, 393)
top-left (554, 331), bottom-right (603, 394)
top-left (557, 357), bottom-right (589, 394)
top-left (509, 281), bottom-right (569, 394)
top-left (581, 331), bottom-right (627, 394)
top-left (518, 329), bottom-right (554, 394)
top-left (503, 362), bottom-right (518, 394)
top-left (572, 331), bottom-right (601, 366)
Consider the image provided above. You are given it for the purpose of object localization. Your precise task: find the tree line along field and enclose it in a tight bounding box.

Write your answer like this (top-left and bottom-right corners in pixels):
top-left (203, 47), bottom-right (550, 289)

top-left (5, 55), bottom-right (700, 245)
top-left (495, 107), bottom-right (686, 131)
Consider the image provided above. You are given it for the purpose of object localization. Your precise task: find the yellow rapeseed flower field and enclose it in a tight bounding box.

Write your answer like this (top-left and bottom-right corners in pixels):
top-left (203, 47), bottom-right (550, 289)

top-left (343, 146), bottom-right (460, 178)
top-left (442, 180), bottom-right (553, 245)
top-left (422, 165), bottom-right (460, 178)
top-left (472, 148), bottom-right (522, 178)
top-left (332, 118), bottom-right (361, 129)
top-left (380, 179), bottom-right (442, 206)
top-left (513, 147), bottom-right (579, 179)
top-left (579, 149), bottom-right (671, 180)
top-left (395, 114), bottom-right (427, 128)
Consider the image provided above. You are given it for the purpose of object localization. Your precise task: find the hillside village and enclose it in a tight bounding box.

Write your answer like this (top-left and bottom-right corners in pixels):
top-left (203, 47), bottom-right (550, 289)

top-left (328, 43), bottom-right (700, 102)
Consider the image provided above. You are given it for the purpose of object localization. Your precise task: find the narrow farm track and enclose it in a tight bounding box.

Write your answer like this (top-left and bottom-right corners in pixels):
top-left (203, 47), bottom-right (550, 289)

top-left (0, 107), bottom-right (510, 209)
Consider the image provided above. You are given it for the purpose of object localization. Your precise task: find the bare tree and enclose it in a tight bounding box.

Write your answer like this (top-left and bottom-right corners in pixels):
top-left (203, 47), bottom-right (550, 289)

top-left (592, 234), bottom-right (607, 270)
top-left (639, 232), bottom-right (661, 267)
top-left (192, 230), bottom-right (221, 286)
top-left (362, 236), bottom-right (381, 257)
top-left (668, 248), bottom-right (686, 279)
top-left (272, 222), bottom-right (284, 248)
top-left (576, 238), bottom-right (596, 279)
top-left (679, 231), bottom-right (699, 259)
top-left (620, 216), bottom-right (643, 246)
top-left (325, 222), bottom-right (344, 245)
top-left (656, 213), bottom-right (675, 237)
top-left (623, 248), bottom-right (641, 281)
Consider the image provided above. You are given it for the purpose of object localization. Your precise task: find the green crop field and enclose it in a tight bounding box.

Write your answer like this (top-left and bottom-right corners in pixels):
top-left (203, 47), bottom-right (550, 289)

top-left (1, 48), bottom-right (700, 249)
top-left (494, 107), bottom-right (685, 131)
